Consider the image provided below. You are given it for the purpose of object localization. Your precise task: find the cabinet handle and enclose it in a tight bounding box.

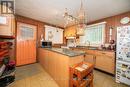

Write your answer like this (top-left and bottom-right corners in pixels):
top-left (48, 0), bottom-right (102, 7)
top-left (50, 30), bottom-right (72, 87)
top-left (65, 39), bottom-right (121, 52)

top-left (93, 56), bottom-right (96, 66)
top-left (102, 52), bottom-right (106, 54)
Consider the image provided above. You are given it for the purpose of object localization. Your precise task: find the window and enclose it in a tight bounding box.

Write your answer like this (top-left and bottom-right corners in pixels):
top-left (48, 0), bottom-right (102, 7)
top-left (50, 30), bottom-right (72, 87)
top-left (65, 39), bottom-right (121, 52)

top-left (45, 25), bottom-right (63, 44)
top-left (0, 16), bottom-right (7, 25)
top-left (20, 26), bottom-right (34, 40)
top-left (19, 23), bottom-right (36, 40)
top-left (79, 22), bottom-right (106, 46)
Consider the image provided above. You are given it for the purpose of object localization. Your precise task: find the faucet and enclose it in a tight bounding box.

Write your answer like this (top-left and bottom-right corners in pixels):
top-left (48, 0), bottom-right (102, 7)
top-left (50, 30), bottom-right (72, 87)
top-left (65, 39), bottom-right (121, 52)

top-left (85, 40), bottom-right (90, 47)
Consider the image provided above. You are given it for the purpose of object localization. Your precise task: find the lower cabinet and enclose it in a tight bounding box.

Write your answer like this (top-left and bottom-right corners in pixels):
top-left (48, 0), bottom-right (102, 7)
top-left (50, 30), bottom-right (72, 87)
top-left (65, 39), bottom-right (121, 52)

top-left (71, 48), bottom-right (115, 74)
top-left (84, 54), bottom-right (96, 65)
top-left (95, 55), bottom-right (115, 74)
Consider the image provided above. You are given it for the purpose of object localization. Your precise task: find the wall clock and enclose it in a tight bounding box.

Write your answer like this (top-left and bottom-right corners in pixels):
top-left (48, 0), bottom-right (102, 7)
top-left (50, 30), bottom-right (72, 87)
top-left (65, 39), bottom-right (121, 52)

top-left (120, 17), bottom-right (130, 24)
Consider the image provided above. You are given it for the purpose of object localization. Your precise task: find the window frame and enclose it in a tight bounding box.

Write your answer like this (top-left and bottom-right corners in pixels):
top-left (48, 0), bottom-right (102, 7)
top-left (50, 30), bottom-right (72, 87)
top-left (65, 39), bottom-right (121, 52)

top-left (79, 22), bottom-right (106, 47)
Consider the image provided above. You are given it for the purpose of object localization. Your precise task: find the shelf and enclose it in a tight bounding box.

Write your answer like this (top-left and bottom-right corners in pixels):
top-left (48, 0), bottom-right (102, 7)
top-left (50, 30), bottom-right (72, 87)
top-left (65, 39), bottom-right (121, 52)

top-left (0, 42), bottom-right (8, 45)
top-left (0, 75), bottom-right (15, 87)
top-left (0, 50), bottom-right (9, 60)
top-left (72, 74), bottom-right (93, 87)
top-left (70, 62), bottom-right (94, 87)
top-left (0, 50), bottom-right (9, 54)
top-left (0, 67), bottom-right (15, 79)
top-left (0, 41), bottom-right (15, 86)
top-left (0, 35), bottom-right (15, 39)
top-left (0, 71), bottom-right (15, 79)
top-left (0, 50), bottom-right (9, 55)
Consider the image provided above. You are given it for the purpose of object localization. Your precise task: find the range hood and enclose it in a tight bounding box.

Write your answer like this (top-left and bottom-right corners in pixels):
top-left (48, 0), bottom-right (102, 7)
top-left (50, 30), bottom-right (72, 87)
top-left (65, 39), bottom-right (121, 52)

top-left (66, 36), bottom-right (76, 39)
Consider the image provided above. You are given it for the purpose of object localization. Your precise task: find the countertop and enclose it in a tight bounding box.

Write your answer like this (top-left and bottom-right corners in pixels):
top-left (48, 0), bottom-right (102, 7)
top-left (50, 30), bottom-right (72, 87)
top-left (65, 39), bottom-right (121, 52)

top-left (41, 47), bottom-right (86, 57)
top-left (70, 47), bottom-right (116, 52)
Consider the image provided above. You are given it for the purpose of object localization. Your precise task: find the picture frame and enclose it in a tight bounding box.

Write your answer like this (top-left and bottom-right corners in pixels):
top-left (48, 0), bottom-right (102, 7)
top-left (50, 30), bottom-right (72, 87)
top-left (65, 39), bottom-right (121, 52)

top-left (1, 1), bottom-right (14, 14)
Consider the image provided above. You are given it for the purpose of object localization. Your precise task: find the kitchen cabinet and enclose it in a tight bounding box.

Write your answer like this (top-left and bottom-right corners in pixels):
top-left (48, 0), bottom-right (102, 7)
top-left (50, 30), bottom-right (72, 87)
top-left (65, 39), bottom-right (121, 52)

top-left (0, 15), bottom-right (15, 36)
top-left (71, 48), bottom-right (96, 65)
top-left (85, 54), bottom-right (96, 66)
top-left (64, 25), bottom-right (76, 37)
top-left (84, 50), bottom-right (96, 66)
top-left (71, 48), bottom-right (115, 74)
top-left (95, 51), bottom-right (115, 74)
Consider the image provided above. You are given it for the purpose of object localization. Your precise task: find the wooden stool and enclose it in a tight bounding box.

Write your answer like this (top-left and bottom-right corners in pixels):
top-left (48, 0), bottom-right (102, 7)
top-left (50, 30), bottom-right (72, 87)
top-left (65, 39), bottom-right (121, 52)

top-left (70, 62), bottom-right (94, 87)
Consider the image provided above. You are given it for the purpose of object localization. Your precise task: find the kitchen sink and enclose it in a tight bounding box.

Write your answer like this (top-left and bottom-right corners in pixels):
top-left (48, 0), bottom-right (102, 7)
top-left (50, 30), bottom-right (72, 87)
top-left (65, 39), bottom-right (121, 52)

top-left (76, 46), bottom-right (98, 50)
top-left (88, 47), bottom-right (97, 50)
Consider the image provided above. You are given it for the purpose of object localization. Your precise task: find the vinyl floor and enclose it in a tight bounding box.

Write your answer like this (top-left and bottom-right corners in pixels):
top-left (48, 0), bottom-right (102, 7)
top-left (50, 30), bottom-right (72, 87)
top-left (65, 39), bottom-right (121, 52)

top-left (9, 63), bottom-right (128, 87)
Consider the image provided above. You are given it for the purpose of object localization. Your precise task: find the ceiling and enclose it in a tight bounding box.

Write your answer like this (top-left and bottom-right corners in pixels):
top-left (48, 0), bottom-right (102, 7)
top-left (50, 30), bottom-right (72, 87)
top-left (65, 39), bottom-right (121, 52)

top-left (15, 0), bottom-right (130, 28)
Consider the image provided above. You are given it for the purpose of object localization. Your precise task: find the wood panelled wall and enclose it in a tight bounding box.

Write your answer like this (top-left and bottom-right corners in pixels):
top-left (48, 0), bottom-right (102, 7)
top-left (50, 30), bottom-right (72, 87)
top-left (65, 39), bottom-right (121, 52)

top-left (65, 11), bottom-right (130, 43)
top-left (16, 15), bottom-right (64, 46)
top-left (16, 11), bottom-right (130, 46)
top-left (88, 11), bottom-right (130, 43)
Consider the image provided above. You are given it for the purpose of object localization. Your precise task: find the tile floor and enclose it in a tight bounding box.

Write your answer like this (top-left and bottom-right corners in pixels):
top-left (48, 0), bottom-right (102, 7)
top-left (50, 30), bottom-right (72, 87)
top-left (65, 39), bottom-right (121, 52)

top-left (9, 63), bottom-right (128, 87)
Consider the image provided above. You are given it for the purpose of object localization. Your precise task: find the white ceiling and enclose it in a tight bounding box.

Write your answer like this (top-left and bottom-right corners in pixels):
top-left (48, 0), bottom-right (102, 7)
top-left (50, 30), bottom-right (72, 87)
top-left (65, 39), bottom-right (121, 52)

top-left (15, 0), bottom-right (130, 28)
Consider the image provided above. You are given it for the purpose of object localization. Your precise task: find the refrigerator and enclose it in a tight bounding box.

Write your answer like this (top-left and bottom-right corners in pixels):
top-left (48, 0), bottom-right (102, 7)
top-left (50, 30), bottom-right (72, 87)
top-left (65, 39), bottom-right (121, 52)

top-left (116, 26), bottom-right (130, 86)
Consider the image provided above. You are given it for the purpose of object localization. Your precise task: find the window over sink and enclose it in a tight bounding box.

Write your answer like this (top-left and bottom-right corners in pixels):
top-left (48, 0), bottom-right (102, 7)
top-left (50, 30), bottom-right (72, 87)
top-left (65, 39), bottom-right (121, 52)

top-left (79, 22), bottom-right (106, 46)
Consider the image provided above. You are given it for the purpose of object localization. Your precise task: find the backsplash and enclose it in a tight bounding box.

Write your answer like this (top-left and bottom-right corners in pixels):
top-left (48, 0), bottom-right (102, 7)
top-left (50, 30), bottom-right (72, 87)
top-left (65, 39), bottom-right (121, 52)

top-left (67, 39), bottom-right (76, 47)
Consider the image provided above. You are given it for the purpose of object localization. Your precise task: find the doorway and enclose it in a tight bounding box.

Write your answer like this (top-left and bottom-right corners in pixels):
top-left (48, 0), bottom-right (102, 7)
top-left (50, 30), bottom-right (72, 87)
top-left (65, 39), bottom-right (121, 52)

top-left (16, 22), bottom-right (37, 66)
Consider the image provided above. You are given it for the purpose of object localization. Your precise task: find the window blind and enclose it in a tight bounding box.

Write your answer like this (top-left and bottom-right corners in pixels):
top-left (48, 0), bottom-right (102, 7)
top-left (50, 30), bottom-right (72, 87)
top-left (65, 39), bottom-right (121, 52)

top-left (80, 22), bottom-right (106, 46)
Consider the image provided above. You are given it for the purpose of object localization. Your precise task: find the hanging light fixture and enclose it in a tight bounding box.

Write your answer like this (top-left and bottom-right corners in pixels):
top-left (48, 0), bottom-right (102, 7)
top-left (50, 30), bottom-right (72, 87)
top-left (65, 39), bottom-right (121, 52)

top-left (63, 8), bottom-right (77, 28)
top-left (63, 0), bottom-right (86, 36)
top-left (76, 0), bottom-right (86, 36)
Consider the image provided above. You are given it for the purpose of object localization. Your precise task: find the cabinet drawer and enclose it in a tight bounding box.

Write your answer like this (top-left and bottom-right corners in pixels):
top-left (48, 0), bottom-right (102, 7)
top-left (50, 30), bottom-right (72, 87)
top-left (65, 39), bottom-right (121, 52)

top-left (85, 50), bottom-right (95, 55)
top-left (95, 51), bottom-right (115, 57)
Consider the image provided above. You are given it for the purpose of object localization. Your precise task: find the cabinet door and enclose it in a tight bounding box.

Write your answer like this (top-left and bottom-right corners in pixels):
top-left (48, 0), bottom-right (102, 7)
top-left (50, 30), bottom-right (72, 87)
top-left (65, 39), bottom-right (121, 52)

top-left (64, 26), bottom-right (76, 37)
top-left (38, 49), bottom-right (48, 70)
top-left (0, 16), bottom-right (15, 36)
top-left (95, 55), bottom-right (115, 74)
top-left (84, 54), bottom-right (95, 65)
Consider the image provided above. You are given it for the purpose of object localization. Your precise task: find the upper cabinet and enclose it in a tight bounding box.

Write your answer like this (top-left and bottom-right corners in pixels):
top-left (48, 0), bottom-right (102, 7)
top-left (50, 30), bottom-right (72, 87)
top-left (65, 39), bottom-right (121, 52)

top-left (0, 15), bottom-right (15, 37)
top-left (64, 26), bottom-right (76, 37)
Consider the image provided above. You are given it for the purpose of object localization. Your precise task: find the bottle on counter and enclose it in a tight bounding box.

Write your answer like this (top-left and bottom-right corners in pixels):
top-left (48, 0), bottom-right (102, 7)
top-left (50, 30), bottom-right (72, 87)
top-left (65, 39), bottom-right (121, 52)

top-left (109, 40), bottom-right (116, 50)
top-left (40, 34), bottom-right (44, 47)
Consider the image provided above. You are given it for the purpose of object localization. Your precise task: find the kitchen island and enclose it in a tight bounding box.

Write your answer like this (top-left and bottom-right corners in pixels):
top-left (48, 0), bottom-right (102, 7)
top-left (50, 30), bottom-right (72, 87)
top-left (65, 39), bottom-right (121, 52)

top-left (38, 48), bottom-right (86, 87)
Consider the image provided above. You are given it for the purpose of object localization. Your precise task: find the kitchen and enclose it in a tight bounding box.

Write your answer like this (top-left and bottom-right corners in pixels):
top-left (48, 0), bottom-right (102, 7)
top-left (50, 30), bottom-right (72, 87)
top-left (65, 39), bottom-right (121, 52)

top-left (0, 0), bottom-right (130, 87)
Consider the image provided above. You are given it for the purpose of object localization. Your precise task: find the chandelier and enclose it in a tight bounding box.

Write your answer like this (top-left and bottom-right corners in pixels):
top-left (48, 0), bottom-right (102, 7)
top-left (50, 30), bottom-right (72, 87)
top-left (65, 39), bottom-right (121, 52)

top-left (63, 0), bottom-right (86, 36)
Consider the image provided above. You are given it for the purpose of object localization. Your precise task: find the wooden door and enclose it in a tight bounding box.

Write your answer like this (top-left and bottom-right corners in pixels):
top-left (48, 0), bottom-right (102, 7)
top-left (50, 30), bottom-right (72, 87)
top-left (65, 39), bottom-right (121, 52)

top-left (16, 22), bottom-right (37, 66)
